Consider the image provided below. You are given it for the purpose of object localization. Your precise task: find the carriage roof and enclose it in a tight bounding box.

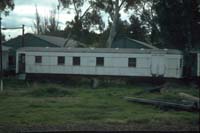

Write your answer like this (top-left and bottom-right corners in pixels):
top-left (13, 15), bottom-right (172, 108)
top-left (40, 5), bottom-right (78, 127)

top-left (17, 47), bottom-right (182, 55)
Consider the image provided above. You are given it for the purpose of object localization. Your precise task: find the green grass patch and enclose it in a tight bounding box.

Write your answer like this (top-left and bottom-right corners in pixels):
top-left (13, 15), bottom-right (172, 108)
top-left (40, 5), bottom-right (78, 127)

top-left (28, 87), bottom-right (72, 97)
top-left (0, 78), bottom-right (199, 129)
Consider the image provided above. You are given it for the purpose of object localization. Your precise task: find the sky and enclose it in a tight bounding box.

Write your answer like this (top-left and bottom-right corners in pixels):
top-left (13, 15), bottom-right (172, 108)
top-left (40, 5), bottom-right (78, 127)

top-left (1, 0), bottom-right (131, 40)
top-left (1, 0), bottom-right (73, 40)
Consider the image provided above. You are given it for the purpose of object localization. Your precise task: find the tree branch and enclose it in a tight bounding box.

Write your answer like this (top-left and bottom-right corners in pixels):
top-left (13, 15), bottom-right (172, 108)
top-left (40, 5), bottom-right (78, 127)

top-left (80, 5), bottom-right (92, 20)
top-left (72, 0), bottom-right (79, 16)
top-left (119, 0), bottom-right (126, 9)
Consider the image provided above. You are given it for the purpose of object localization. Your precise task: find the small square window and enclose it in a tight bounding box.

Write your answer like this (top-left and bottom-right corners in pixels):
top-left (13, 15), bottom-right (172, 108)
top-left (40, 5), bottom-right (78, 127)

top-left (128, 58), bottom-right (136, 67)
top-left (58, 56), bottom-right (65, 65)
top-left (35, 56), bottom-right (42, 63)
top-left (73, 57), bottom-right (80, 66)
top-left (9, 56), bottom-right (15, 66)
top-left (96, 57), bottom-right (104, 66)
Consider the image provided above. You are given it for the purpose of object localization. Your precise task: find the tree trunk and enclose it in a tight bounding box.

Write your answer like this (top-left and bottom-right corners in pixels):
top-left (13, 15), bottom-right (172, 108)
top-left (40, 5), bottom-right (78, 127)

top-left (106, 0), bottom-right (120, 48)
top-left (63, 31), bottom-right (72, 47)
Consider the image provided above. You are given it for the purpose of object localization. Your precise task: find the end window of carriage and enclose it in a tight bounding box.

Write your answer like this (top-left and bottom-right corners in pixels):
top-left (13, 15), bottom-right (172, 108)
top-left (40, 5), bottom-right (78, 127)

top-left (58, 56), bottom-right (65, 65)
top-left (73, 57), bottom-right (80, 66)
top-left (128, 58), bottom-right (136, 67)
top-left (35, 56), bottom-right (42, 64)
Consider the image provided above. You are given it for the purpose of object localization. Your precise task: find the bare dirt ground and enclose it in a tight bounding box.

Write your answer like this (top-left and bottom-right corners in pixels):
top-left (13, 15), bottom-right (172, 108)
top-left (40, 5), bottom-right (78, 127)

top-left (0, 122), bottom-right (199, 132)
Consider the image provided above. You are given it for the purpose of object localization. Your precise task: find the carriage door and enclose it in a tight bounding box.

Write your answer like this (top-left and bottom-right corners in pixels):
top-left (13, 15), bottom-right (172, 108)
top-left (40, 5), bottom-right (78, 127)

top-left (19, 53), bottom-right (26, 73)
top-left (151, 55), bottom-right (165, 77)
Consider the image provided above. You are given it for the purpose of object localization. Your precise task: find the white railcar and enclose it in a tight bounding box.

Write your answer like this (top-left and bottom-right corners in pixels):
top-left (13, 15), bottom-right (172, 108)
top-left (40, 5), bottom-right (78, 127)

top-left (16, 47), bottom-right (183, 79)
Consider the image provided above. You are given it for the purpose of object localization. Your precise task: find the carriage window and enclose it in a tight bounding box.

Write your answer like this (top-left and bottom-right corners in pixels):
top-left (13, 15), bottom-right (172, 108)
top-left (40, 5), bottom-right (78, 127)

top-left (73, 57), bottom-right (80, 66)
top-left (9, 56), bottom-right (15, 66)
top-left (35, 56), bottom-right (42, 63)
top-left (128, 58), bottom-right (136, 67)
top-left (58, 56), bottom-right (65, 65)
top-left (96, 57), bottom-right (104, 66)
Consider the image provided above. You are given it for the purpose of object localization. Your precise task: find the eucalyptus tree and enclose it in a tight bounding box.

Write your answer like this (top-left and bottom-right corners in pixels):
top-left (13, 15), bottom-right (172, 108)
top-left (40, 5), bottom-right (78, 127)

top-left (128, 15), bottom-right (148, 42)
top-left (47, 9), bottom-right (60, 33)
top-left (33, 6), bottom-right (60, 35)
top-left (154, 0), bottom-right (197, 50)
top-left (42, 8), bottom-right (60, 34)
top-left (58, 0), bottom-right (104, 47)
top-left (94, 0), bottom-right (141, 47)
top-left (33, 6), bottom-right (42, 35)
top-left (134, 0), bottom-right (160, 45)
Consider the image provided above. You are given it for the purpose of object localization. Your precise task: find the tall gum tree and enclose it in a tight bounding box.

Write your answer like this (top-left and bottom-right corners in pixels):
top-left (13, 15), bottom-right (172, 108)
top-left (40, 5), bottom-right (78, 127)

top-left (95, 0), bottom-right (140, 47)
top-left (58, 0), bottom-right (104, 47)
top-left (33, 6), bottom-right (60, 35)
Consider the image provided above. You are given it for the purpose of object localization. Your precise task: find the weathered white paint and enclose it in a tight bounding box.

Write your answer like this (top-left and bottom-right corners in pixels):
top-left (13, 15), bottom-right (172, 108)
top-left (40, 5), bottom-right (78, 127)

top-left (16, 50), bottom-right (183, 78)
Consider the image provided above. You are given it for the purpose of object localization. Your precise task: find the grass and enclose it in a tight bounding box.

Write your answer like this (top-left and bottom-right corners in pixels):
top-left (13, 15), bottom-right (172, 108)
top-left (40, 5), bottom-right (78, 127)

top-left (0, 78), bottom-right (199, 130)
top-left (28, 87), bottom-right (73, 97)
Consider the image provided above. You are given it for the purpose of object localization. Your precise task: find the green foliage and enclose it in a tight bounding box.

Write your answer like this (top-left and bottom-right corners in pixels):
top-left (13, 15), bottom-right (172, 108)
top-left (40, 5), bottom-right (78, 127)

top-left (57, 0), bottom-right (199, 50)
top-left (94, 0), bottom-right (141, 47)
top-left (94, 0), bottom-right (140, 17)
top-left (59, 0), bottom-right (144, 47)
top-left (137, 0), bottom-right (161, 45)
top-left (59, 0), bottom-right (104, 35)
top-left (116, 16), bottom-right (149, 43)
top-left (154, 0), bottom-right (200, 50)
top-left (33, 6), bottom-right (60, 35)
top-left (0, 0), bottom-right (14, 15)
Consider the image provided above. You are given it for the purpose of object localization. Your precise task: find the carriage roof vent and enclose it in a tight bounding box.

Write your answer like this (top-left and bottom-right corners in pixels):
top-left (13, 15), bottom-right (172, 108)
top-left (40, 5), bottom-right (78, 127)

top-left (164, 48), bottom-right (168, 51)
top-left (45, 47), bottom-right (49, 48)
top-left (140, 48), bottom-right (144, 51)
top-left (90, 47), bottom-right (95, 50)
top-left (115, 48), bottom-right (119, 50)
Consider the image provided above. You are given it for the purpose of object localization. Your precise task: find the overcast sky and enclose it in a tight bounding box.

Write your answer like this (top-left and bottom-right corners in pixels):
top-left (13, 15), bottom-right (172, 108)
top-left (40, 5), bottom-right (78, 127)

top-left (1, 0), bottom-right (130, 40)
top-left (1, 0), bottom-right (74, 40)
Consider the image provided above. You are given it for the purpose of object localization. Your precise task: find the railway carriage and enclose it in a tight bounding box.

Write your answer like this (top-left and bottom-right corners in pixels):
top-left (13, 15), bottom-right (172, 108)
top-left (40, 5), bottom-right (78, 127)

top-left (16, 47), bottom-right (183, 80)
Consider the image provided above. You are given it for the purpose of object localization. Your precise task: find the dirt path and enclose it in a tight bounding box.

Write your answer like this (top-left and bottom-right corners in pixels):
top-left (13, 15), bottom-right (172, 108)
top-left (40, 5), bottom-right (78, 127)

top-left (0, 122), bottom-right (199, 132)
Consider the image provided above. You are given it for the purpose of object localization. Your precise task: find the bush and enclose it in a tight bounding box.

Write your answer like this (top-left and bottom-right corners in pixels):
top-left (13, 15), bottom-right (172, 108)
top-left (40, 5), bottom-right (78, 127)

top-left (29, 87), bottom-right (72, 97)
